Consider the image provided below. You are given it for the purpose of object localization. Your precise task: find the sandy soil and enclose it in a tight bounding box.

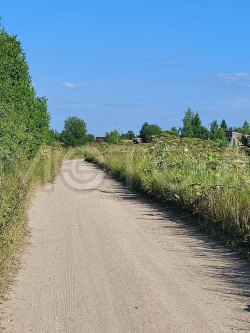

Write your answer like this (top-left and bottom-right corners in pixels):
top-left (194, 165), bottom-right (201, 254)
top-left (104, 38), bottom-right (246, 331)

top-left (1, 159), bottom-right (250, 332)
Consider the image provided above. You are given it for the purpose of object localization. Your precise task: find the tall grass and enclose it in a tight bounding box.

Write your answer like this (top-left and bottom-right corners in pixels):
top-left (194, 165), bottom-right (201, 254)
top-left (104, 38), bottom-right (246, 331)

top-left (83, 136), bottom-right (250, 252)
top-left (0, 145), bottom-right (65, 294)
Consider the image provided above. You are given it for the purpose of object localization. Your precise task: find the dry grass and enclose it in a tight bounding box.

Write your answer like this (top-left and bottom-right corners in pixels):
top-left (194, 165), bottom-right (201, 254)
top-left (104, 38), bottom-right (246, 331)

top-left (0, 144), bottom-right (65, 295)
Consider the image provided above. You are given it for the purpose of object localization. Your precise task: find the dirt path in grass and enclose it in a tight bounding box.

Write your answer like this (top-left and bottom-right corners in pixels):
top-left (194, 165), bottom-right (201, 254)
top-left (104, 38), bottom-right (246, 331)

top-left (1, 159), bottom-right (250, 333)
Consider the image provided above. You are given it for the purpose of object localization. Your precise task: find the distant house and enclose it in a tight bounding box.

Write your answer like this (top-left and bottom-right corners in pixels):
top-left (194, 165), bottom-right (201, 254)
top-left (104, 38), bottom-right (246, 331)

top-left (96, 136), bottom-right (108, 143)
top-left (225, 130), bottom-right (242, 147)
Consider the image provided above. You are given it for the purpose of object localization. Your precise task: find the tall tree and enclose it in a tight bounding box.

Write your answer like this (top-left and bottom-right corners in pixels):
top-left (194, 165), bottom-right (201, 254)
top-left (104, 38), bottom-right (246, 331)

top-left (106, 130), bottom-right (121, 144)
top-left (192, 113), bottom-right (208, 138)
top-left (181, 108), bottom-right (195, 137)
top-left (60, 117), bottom-right (87, 147)
top-left (210, 120), bottom-right (219, 139)
top-left (210, 120), bottom-right (227, 141)
top-left (0, 27), bottom-right (50, 164)
top-left (181, 109), bottom-right (209, 139)
top-left (242, 121), bottom-right (250, 135)
top-left (233, 121), bottom-right (250, 134)
top-left (220, 119), bottom-right (228, 131)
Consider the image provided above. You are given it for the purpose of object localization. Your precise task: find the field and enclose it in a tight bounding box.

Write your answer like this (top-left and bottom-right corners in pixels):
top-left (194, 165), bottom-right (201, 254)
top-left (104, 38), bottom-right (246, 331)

top-left (82, 134), bottom-right (250, 252)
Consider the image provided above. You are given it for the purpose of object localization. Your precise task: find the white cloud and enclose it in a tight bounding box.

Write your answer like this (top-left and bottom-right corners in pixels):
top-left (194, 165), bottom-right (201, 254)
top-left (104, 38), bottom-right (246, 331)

top-left (62, 82), bottom-right (81, 89)
top-left (216, 72), bottom-right (250, 87)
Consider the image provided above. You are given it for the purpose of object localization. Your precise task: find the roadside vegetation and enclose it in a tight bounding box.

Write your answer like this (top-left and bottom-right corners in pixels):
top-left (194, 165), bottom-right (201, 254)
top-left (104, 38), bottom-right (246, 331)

top-left (82, 136), bottom-right (250, 254)
top-left (0, 146), bottom-right (65, 293)
top-left (0, 27), bottom-right (65, 293)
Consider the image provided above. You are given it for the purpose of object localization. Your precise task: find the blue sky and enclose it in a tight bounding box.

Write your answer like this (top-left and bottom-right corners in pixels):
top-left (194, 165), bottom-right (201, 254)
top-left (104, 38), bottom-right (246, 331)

top-left (1, 1), bottom-right (250, 135)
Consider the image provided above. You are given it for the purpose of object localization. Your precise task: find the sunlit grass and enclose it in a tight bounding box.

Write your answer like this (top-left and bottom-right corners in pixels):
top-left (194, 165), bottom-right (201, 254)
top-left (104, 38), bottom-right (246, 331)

top-left (0, 144), bottom-right (65, 294)
top-left (82, 135), bottom-right (250, 251)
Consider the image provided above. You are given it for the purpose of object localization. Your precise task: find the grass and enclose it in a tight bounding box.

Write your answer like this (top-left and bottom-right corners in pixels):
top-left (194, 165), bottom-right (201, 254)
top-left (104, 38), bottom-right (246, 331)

top-left (0, 144), bottom-right (65, 295)
top-left (81, 135), bottom-right (250, 254)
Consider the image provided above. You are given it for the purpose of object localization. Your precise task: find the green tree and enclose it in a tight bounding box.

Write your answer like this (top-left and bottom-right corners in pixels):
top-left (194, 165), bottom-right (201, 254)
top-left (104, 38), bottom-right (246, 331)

top-left (181, 108), bottom-right (194, 137)
top-left (106, 130), bottom-right (121, 144)
top-left (220, 119), bottom-right (228, 131)
top-left (48, 129), bottom-right (61, 143)
top-left (242, 121), bottom-right (250, 135)
top-left (210, 120), bottom-right (219, 139)
top-left (210, 120), bottom-right (227, 141)
top-left (233, 121), bottom-right (250, 134)
top-left (241, 135), bottom-right (250, 147)
top-left (27, 96), bottom-right (50, 154)
top-left (192, 113), bottom-right (209, 139)
top-left (181, 109), bottom-right (209, 139)
top-left (60, 117), bottom-right (87, 147)
top-left (0, 27), bottom-right (50, 164)
top-left (165, 127), bottom-right (179, 136)
top-left (139, 122), bottom-right (162, 142)
top-left (121, 130), bottom-right (135, 140)
top-left (85, 134), bottom-right (95, 142)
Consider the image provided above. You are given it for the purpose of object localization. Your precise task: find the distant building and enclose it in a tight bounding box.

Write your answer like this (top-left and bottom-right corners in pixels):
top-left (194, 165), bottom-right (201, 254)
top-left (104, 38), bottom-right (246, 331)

top-left (96, 136), bottom-right (108, 143)
top-left (225, 130), bottom-right (242, 147)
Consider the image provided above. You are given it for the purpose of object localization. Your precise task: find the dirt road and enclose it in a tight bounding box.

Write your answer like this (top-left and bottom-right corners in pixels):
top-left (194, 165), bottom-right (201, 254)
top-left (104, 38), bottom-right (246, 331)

top-left (1, 160), bottom-right (250, 332)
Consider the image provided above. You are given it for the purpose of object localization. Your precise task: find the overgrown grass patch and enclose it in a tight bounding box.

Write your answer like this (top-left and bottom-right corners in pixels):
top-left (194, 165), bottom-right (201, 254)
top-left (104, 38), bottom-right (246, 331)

top-left (0, 145), bottom-right (65, 295)
top-left (81, 136), bottom-right (250, 255)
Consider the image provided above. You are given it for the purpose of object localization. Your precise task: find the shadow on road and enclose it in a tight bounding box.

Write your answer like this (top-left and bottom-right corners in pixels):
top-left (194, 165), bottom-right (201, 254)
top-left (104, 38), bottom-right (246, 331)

top-left (89, 163), bottom-right (250, 318)
top-left (74, 161), bottom-right (250, 324)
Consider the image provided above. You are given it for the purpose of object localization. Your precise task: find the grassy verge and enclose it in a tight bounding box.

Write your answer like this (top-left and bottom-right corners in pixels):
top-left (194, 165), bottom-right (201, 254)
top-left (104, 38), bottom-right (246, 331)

top-left (0, 145), bottom-right (65, 295)
top-left (80, 136), bottom-right (250, 255)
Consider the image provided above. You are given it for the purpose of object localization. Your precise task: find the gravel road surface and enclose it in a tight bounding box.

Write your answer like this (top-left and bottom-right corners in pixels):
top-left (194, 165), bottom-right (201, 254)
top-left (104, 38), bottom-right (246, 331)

top-left (1, 159), bottom-right (250, 332)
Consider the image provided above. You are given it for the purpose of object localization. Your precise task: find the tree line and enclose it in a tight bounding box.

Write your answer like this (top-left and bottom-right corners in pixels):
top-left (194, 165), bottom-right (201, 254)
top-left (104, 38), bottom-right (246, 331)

top-left (52, 108), bottom-right (250, 147)
top-left (139, 108), bottom-right (250, 146)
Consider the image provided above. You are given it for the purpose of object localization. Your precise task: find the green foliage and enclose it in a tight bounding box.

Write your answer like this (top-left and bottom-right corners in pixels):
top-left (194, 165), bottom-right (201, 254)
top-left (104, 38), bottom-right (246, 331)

top-left (0, 28), bottom-right (50, 163)
top-left (0, 145), bottom-right (65, 293)
top-left (60, 116), bottom-right (87, 147)
top-left (210, 120), bottom-right (227, 142)
top-left (139, 122), bottom-right (162, 142)
top-left (85, 133), bottom-right (95, 142)
top-left (242, 121), bottom-right (250, 135)
top-left (0, 26), bottom-right (58, 293)
top-left (220, 119), bottom-right (228, 131)
top-left (181, 108), bottom-right (209, 139)
top-left (181, 108), bottom-right (194, 137)
top-left (121, 130), bottom-right (135, 140)
top-left (106, 130), bottom-right (121, 144)
top-left (164, 127), bottom-right (179, 136)
top-left (241, 135), bottom-right (250, 147)
top-left (233, 121), bottom-right (250, 135)
top-left (48, 129), bottom-right (61, 143)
